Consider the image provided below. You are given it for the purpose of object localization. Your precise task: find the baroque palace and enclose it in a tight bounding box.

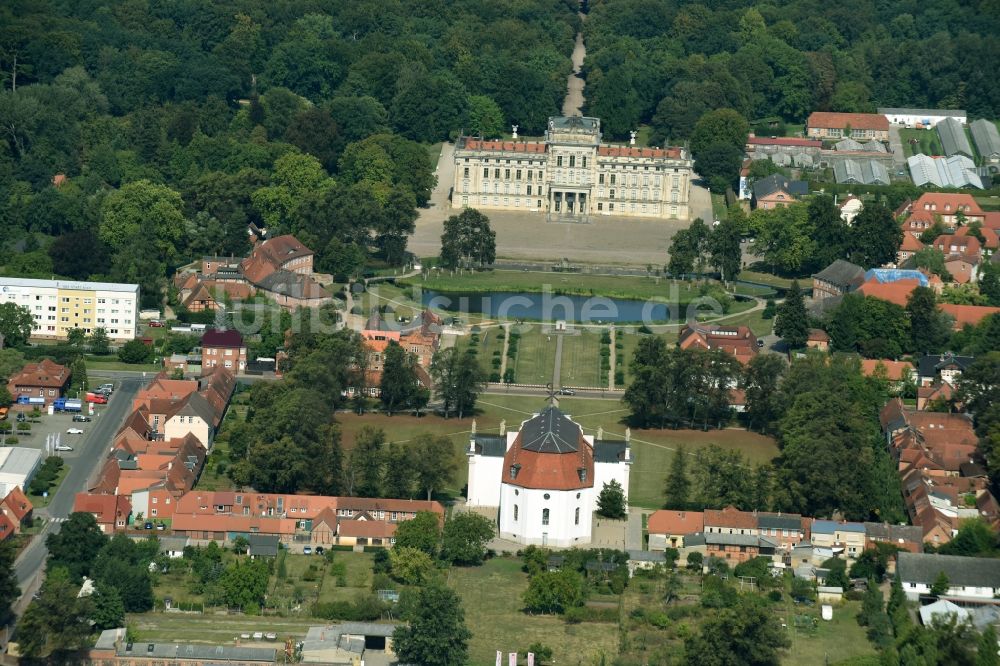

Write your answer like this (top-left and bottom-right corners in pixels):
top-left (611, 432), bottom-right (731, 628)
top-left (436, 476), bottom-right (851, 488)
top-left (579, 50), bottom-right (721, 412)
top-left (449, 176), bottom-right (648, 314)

top-left (451, 116), bottom-right (694, 220)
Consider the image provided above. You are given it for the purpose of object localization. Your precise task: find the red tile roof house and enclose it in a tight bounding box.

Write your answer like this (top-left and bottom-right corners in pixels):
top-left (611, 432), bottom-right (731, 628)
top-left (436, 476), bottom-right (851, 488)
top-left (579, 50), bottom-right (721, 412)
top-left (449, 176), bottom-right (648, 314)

top-left (200, 328), bottom-right (247, 374)
top-left (240, 234), bottom-right (331, 309)
top-left (73, 493), bottom-right (132, 533)
top-left (704, 506), bottom-right (758, 535)
top-left (647, 510), bottom-right (705, 550)
top-left (0, 487), bottom-right (33, 533)
top-left (939, 304), bottom-right (1000, 330)
top-left (911, 193), bottom-right (985, 226)
top-left (0, 513), bottom-right (14, 541)
top-left (956, 225), bottom-right (999, 257)
top-left (678, 323), bottom-right (759, 365)
top-left (856, 277), bottom-right (924, 307)
top-left (806, 112), bottom-right (890, 141)
top-left (897, 233), bottom-right (925, 264)
top-left (933, 234), bottom-right (982, 262)
top-left (860, 359), bottom-right (915, 388)
top-left (7, 359), bottom-right (70, 405)
top-left (943, 255), bottom-right (979, 285)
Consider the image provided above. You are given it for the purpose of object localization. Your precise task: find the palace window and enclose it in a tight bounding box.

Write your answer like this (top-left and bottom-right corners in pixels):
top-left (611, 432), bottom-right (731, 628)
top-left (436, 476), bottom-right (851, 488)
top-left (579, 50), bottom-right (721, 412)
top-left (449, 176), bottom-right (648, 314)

top-left (483, 168), bottom-right (489, 178)
top-left (557, 156), bottom-right (563, 167)
top-left (569, 155), bottom-right (575, 167)
top-left (610, 174), bottom-right (616, 185)
top-left (494, 168), bottom-right (500, 178)
top-left (599, 173), bottom-right (605, 185)
top-left (542, 509), bottom-right (550, 526)
top-left (582, 157), bottom-right (587, 168)
top-left (505, 168), bottom-right (510, 179)
top-left (516, 169), bottom-right (522, 180)
top-left (671, 191), bottom-right (678, 203)
top-left (672, 175), bottom-right (679, 188)
top-left (527, 185), bottom-right (532, 196)
top-left (464, 167), bottom-right (469, 177)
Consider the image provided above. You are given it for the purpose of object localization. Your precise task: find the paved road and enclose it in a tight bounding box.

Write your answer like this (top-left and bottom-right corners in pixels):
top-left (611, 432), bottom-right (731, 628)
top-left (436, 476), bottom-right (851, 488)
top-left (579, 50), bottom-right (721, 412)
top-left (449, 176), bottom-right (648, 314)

top-left (688, 180), bottom-right (715, 224)
top-left (13, 378), bottom-right (142, 594)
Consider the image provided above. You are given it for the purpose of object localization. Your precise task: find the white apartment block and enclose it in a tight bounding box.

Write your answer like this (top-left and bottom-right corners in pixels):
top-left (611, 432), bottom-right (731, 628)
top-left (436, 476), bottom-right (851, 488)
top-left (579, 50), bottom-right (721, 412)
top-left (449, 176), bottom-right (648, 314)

top-left (452, 116), bottom-right (693, 220)
top-left (0, 277), bottom-right (140, 342)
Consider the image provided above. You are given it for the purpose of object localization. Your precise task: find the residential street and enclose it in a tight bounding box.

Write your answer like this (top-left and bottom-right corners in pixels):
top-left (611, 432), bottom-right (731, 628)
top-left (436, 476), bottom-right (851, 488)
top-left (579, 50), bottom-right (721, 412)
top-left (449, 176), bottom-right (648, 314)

top-left (11, 378), bottom-right (142, 604)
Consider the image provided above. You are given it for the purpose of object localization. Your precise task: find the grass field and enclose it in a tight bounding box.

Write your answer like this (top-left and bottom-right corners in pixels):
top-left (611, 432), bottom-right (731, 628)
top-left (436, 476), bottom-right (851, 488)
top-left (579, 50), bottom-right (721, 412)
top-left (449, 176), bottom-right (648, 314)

top-left (450, 557), bottom-right (618, 666)
top-left (512, 328), bottom-right (558, 385)
top-left (558, 331), bottom-right (605, 388)
top-left (900, 128), bottom-right (941, 157)
top-left (86, 358), bottom-right (162, 373)
top-left (403, 270), bottom-right (703, 302)
top-left (738, 270), bottom-right (795, 289)
top-left (711, 193), bottom-right (729, 221)
top-left (717, 308), bottom-right (774, 337)
top-left (129, 612), bottom-right (319, 644)
top-left (780, 600), bottom-right (875, 664)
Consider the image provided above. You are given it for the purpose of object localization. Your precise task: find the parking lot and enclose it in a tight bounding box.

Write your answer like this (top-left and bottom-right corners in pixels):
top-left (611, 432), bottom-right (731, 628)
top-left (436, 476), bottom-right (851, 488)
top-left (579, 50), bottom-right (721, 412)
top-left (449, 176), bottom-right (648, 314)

top-left (6, 394), bottom-right (113, 475)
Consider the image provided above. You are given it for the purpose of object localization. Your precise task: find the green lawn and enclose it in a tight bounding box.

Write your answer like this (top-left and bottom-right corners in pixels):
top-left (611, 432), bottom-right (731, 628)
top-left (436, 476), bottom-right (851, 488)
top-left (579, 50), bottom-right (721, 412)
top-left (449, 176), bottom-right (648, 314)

top-left (780, 600), bottom-right (876, 665)
top-left (900, 128), bottom-right (941, 157)
top-left (738, 270), bottom-right (795, 289)
top-left (128, 612), bottom-right (321, 644)
top-left (85, 358), bottom-right (162, 373)
top-left (558, 331), bottom-right (605, 388)
top-left (718, 308), bottom-right (774, 338)
top-left (512, 328), bottom-right (557, 385)
top-left (627, 428), bottom-right (779, 509)
top-left (403, 270), bottom-right (703, 302)
top-left (316, 551), bottom-right (375, 603)
top-left (450, 557), bottom-right (618, 666)
top-left (711, 193), bottom-right (729, 221)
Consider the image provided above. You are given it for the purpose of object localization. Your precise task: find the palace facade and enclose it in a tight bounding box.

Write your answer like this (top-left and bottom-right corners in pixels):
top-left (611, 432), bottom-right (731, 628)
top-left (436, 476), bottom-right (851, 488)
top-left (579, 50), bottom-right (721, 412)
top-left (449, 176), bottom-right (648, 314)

top-left (451, 116), bottom-right (693, 220)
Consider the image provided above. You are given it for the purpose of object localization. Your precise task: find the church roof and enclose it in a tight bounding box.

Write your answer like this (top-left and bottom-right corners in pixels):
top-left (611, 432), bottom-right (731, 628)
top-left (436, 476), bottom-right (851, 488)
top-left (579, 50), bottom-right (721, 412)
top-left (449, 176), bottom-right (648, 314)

top-left (520, 407), bottom-right (581, 453)
top-left (502, 406), bottom-right (594, 491)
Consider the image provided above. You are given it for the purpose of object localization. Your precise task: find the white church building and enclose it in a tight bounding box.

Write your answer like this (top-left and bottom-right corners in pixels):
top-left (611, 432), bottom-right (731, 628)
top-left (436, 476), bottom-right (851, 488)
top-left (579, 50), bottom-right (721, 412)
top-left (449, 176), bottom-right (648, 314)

top-left (466, 406), bottom-right (631, 548)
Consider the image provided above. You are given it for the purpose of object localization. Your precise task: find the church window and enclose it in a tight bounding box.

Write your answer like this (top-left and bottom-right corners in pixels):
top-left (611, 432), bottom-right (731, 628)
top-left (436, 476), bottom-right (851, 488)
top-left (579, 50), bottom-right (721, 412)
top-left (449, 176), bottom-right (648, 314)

top-left (542, 509), bottom-right (550, 526)
top-left (543, 493), bottom-right (550, 500)
top-left (514, 505), bottom-right (519, 521)
top-left (575, 508), bottom-right (580, 525)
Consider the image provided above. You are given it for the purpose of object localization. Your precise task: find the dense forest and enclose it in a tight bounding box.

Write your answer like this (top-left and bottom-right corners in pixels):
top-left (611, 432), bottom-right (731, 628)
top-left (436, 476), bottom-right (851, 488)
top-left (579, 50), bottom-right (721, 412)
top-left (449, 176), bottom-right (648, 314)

top-left (0, 0), bottom-right (579, 305)
top-left (584, 0), bottom-right (1000, 141)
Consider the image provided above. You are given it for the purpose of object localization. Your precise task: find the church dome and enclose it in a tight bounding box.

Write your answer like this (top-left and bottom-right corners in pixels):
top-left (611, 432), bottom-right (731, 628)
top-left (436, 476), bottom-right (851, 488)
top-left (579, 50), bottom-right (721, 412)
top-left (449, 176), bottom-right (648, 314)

top-left (503, 407), bottom-right (594, 491)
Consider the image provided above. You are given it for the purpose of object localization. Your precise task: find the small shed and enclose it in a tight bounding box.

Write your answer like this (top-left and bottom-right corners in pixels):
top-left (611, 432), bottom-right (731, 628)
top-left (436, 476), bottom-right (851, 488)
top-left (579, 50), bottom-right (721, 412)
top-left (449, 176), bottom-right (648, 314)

top-left (817, 586), bottom-right (844, 604)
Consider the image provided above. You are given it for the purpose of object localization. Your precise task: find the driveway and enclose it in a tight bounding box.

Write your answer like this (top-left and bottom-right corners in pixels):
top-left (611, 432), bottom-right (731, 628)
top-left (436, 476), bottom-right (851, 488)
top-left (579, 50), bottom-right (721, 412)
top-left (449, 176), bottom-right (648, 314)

top-left (688, 180), bottom-right (715, 224)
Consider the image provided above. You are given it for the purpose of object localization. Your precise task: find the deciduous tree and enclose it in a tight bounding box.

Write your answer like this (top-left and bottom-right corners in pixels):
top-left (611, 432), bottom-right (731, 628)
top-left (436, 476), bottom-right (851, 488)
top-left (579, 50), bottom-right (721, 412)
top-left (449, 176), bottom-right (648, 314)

top-left (0, 302), bottom-right (34, 347)
top-left (441, 513), bottom-right (495, 566)
top-left (774, 280), bottom-right (808, 349)
top-left (393, 582), bottom-right (471, 666)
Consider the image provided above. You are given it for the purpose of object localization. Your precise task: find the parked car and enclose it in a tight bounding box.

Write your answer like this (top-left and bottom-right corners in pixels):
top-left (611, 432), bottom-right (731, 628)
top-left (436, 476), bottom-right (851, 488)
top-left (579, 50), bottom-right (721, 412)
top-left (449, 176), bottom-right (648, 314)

top-left (303, 546), bottom-right (312, 555)
top-left (54, 444), bottom-right (73, 452)
top-left (558, 388), bottom-right (576, 395)
top-left (144, 522), bottom-right (153, 529)
top-left (15, 412), bottom-right (26, 423)
top-left (72, 415), bottom-right (92, 422)
top-left (85, 393), bottom-right (108, 404)
top-left (156, 523), bottom-right (165, 531)
top-left (756, 339), bottom-right (765, 348)
top-left (66, 428), bottom-right (84, 435)
top-left (147, 321), bottom-right (164, 328)
top-left (99, 383), bottom-right (115, 392)
top-left (315, 546), bottom-right (325, 555)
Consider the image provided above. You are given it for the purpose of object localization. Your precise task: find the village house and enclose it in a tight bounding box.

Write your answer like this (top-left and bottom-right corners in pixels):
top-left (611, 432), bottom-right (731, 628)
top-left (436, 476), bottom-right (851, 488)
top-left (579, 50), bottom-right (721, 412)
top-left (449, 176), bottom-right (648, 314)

top-left (200, 328), bottom-right (247, 374)
top-left (898, 552), bottom-right (1000, 602)
top-left (810, 520), bottom-right (867, 560)
top-left (863, 522), bottom-right (923, 554)
top-left (860, 359), bottom-right (915, 388)
top-left (756, 512), bottom-right (808, 550)
top-left (910, 193), bottom-right (985, 226)
top-left (73, 493), bottom-right (132, 533)
top-left (704, 506), bottom-right (758, 536)
top-left (705, 533), bottom-right (779, 565)
top-left (0, 487), bottom-right (33, 533)
top-left (678, 323), bottom-right (759, 365)
top-left (805, 329), bottom-right (830, 352)
top-left (812, 260), bottom-right (865, 301)
top-left (917, 382), bottom-right (954, 411)
top-left (751, 174), bottom-right (808, 210)
top-left (956, 224), bottom-right (999, 257)
top-left (7, 359), bottom-right (70, 405)
top-left (807, 112), bottom-right (890, 141)
top-left (939, 304), bottom-right (1000, 331)
top-left (647, 510), bottom-right (704, 550)
top-left (917, 353), bottom-right (975, 386)
top-left (897, 233), bottom-right (925, 264)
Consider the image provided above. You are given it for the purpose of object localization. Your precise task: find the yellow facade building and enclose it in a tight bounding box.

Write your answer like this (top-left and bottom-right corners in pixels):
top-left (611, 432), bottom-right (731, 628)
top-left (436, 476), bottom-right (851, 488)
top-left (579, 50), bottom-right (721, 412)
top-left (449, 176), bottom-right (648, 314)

top-left (452, 116), bottom-right (694, 220)
top-left (0, 277), bottom-right (140, 342)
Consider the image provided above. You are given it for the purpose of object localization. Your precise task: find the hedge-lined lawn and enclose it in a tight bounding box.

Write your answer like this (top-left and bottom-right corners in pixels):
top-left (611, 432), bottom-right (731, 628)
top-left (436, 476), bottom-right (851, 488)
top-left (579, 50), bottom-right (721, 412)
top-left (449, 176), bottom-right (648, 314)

top-left (559, 331), bottom-right (605, 388)
top-left (512, 329), bottom-right (557, 385)
top-left (316, 551), bottom-right (375, 604)
top-left (450, 557), bottom-right (618, 666)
